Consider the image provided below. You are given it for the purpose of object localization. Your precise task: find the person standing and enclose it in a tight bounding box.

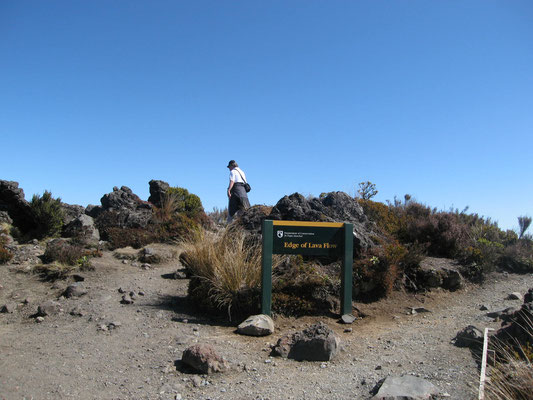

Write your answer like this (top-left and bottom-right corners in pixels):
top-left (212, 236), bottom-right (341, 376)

top-left (227, 160), bottom-right (250, 223)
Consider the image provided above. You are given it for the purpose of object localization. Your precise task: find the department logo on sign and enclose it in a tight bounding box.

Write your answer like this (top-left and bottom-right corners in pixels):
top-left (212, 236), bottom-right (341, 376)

top-left (276, 230), bottom-right (283, 239)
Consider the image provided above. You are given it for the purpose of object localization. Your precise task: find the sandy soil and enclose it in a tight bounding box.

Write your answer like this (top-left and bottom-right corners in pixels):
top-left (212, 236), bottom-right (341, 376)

top-left (1, 244), bottom-right (532, 400)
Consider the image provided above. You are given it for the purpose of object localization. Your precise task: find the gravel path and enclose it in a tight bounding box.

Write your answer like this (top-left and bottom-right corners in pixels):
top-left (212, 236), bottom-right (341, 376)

top-left (1, 246), bottom-right (532, 400)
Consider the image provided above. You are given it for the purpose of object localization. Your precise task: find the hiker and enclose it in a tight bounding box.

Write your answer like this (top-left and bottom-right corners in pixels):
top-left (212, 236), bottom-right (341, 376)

top-left (227, 160), bottom-right (250, 223)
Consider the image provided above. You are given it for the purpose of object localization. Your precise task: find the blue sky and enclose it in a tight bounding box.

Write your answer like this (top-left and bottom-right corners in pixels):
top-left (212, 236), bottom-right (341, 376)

top-left (1, 1), bottom-right (532, 231)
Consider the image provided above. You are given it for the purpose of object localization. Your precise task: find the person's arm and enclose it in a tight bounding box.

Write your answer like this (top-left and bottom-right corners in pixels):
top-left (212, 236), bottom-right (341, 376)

top-left (228, 179), bottom-right (234, 198)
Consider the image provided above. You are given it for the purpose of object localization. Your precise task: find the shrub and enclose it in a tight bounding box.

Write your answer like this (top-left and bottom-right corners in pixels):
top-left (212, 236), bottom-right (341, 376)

top-left (0, 246), bottom-right (13, 264)
top-left (357, 181), bottom-right (378, 200)
top-left (353, 242), bottom-right (410, 301)
top-left (30, 191), bottom-right (64, 239)
top-left (156, 213), bottom-right (201, 243)
top-left (105, 227), bottom-right (157, 250)
top-left (167, 187), bottom-right (204, 219)
top-left (0, 232), bottom-right (13, 264)
top-left (499, 240), bottom-right (533, 273)
top-left (43, 238), bottom-right (85, 265)
top-left (357, 198), bottom-right (400, 236)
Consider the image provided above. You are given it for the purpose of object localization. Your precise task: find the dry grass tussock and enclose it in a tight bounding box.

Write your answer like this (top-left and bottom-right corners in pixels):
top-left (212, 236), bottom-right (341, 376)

top-left (485, 318), bottom-right (533, 400)
top-left (179, 225), bottom-right (280, 313)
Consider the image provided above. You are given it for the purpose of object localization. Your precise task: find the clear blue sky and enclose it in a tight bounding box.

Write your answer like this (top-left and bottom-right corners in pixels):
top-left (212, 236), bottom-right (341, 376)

top-left (1, 1), bottom-right (532, 231)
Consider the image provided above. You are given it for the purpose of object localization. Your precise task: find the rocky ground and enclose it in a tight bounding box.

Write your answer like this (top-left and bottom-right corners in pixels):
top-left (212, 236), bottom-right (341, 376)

top-left (1, 243), bottom-right (532, 400)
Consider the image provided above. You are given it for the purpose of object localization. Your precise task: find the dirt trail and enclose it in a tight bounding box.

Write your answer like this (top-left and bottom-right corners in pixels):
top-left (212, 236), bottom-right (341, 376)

top-left (1, 247), bottom-right (532, 400)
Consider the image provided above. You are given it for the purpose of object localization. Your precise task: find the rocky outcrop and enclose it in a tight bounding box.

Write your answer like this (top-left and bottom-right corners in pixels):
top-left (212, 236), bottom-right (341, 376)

top-left (492, 288), bottom-right (533, 351)
top-left (148, 180), bottom-right (170, 208)
top-left (60, 203), bottom-right (85, 226)
top-left (63, 214), bottom-right (100, 245)
top-left (94, 186), bottom-right (153, 232)
top-left (242, 192), bottom-right (376, 252)
top-left (0, 180), bottom-right (37, 233)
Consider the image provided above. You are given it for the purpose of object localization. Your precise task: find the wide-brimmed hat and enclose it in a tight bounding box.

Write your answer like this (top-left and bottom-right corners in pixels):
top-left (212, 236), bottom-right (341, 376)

top-left (227, 160), bottom-right (237, 168)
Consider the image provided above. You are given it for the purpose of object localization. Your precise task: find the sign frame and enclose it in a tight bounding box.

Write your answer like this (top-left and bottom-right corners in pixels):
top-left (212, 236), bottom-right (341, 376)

top-left (261, 219), bottom-right (353, 316)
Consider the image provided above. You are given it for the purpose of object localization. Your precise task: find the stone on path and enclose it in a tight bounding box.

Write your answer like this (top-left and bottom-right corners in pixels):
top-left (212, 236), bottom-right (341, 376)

top-left (237, 314), bottom-right (274, 336)
top-left (0, 303), bottom-right (15, 313)
top-left (37, 300), bottom-right (61, 316)
top-left (63, 283), bottom-right (88, 298)
top-left (181, 344), bottom-right (229, 374)
top-left (272, 322), bottom-right (340, 361)
top-left (371, 375), bottom-right (441, 400)
top-left (452, 325), bottom-right (483, 348)
top-left (506, 292), bottom-right (523, 301)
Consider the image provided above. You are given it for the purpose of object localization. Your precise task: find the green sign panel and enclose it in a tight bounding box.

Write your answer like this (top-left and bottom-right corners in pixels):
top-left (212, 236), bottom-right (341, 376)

top-left (261, 220), bottom-right (354, 317)
top-left (272, 221), bottom-right (343, 256)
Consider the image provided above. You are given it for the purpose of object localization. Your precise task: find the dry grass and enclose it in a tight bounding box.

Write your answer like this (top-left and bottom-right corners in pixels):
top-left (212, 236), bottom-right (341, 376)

top-left (153, 191), bottom-right (181, 222)
top-left (179, 225), bottom-right (280, 313)
top-left (33, 263), bottom-right (77, 280)
top-left (485, 318), bottom-right (533, 400)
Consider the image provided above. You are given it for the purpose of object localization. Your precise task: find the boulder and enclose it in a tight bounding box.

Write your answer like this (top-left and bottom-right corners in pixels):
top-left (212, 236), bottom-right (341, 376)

top-left (148, 180), bottom-right (170, 208)
top-left (138, 246), bottom-right (176, 264)
top-left (417, 257), bottom-right (463, 291)
top-left (272, 322), bottom-right (340, 361)
top-left (181, 344), bottom-right (229, 374)
top-left (63, 214), bottom-right (100, 245)
top-left (237, 314), bottom-right (275, 336)
top-left (60, 203), bottom-right (85, 226)
top-left (371, 375), bottom-right (441, 400)
top-left (0, 180), bottom-right (37, 233)
top-left (453, 325), bottom-right (483, 349)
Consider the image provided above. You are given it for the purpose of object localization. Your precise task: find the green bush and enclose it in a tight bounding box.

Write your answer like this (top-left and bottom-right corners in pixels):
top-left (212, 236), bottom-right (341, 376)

top-left (167, 187), bottom-right (204, 219)
top-left (30, 190), bottom-right (64, 238)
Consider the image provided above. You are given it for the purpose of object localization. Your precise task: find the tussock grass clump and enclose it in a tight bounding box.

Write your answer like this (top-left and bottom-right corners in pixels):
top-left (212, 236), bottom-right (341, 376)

top-left (33, 262), bottom-right (77, 280)
top-left (485, 320), bottom-right (533, 400)
top-left (180, 226), bottom-right (276, 318)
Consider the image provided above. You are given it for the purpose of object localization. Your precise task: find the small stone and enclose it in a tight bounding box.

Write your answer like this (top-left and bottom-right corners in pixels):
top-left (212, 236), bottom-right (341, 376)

top-left (64, 283), bottom-right (88, 298)
top-left (121, 294), bottom-right (134, 304)
top-left (479, 305), bottom-right (488, 311)
top-left (340, 314), bottom-right (356, 324)
top-left (118, 287), bottom-right (126, 294)
top-left (138, 291), bottom-right (145, 296)
top-left (36, 316), bottom-right (45, 323)
top-left (70, 306), bottom-right (84, 317)
top-left (129, 291), bottom-right (137, 300)
top-left (344, 328), bottom-right (353, 333)
top-left (37, 300), bottom-right (61, 316)
top-left (141, 263), bottom-right (151, 270)
top-left (122, 260), bottom-right (128, 264)
top-left (507, 292), bottom-right (522, 301)
top-left (0, 303), bottom-right (15, 313)
top-left (98, 324), bottom-right (109, 331)
top-left (109, 321), bottom-right (121, 329)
